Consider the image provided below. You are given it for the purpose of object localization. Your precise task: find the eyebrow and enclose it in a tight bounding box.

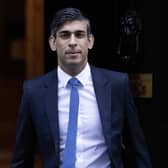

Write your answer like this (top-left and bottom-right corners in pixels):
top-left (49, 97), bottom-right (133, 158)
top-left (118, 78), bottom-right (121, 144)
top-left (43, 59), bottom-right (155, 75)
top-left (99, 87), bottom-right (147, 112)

top-left (58, 30), bottom-right (86, 34)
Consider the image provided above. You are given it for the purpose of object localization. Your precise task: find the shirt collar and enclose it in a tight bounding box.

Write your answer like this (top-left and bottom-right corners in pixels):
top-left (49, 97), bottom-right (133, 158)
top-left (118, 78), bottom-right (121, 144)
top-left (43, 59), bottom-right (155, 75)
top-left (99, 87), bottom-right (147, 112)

top-left (57, 63), bottom-right (92, 88)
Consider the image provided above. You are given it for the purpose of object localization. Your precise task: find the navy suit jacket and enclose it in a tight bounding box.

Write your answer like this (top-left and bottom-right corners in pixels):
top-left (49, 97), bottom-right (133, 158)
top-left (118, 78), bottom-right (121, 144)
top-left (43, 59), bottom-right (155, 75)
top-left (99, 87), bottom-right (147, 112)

top-left (11, 65), bottom-right (152, 168)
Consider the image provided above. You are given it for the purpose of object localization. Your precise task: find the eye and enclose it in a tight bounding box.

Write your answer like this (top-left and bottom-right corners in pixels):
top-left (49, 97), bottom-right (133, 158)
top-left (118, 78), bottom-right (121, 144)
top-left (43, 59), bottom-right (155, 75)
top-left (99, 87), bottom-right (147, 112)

top-left (59, 32), bottom-right (70, 39)
top-left (75, 31), bottom-right (86, 39)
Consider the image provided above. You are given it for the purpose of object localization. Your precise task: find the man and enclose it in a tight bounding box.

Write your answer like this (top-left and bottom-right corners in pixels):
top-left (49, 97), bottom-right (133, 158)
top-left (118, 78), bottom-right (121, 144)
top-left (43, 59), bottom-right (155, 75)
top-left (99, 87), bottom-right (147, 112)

top-left (11, 7), bottom-right (152, 168)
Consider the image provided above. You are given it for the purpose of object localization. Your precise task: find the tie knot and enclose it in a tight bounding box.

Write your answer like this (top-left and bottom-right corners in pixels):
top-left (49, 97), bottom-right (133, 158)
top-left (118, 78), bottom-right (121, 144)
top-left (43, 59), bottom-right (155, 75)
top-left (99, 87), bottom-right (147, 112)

top-left (68, 77), bottom-right (80, 87)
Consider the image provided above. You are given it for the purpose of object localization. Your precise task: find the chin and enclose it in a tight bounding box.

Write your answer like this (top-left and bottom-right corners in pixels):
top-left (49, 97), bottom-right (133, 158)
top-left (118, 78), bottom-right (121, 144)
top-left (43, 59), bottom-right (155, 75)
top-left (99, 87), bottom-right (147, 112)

top-left (67, 59), bottom-right (81, 65)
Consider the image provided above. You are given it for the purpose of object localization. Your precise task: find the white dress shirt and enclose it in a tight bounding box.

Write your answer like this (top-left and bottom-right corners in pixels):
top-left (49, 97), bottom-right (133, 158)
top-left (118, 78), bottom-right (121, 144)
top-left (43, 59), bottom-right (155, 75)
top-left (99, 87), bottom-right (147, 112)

top-left (58, 63), bottom-right (111, 168)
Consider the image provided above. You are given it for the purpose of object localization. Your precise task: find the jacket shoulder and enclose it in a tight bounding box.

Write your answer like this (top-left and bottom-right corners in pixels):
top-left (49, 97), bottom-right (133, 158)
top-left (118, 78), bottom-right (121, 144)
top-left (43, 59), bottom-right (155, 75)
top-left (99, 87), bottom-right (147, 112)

top-left (23, 69), bottom-right (57, 90)
top-left (91, 65), bottom-right (128, 81)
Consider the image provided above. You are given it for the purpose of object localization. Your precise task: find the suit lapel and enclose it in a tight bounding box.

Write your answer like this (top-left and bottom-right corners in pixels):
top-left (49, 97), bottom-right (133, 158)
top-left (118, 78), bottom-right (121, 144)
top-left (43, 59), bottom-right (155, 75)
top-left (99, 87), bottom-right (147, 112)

top-left (91, 67), bottom-right (112, 150)
top-left (91, 67), bottom-right (116, 167)
top-left (44, 70), bottom-right (60, 155)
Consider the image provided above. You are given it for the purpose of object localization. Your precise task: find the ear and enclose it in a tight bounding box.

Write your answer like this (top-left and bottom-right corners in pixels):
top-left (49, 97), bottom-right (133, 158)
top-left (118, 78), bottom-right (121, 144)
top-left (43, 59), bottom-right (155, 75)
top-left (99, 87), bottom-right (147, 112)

top-left (49, 35), bottom-right (57, 51)
top-left (88, 34), bottom-right (94, 49)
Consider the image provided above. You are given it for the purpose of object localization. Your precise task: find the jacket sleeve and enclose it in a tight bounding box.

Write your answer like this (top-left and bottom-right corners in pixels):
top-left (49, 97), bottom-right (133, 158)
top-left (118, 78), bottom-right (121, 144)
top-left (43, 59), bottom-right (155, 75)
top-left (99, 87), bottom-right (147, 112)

top-left (123, 74), bottom-right (152, 168)
top-left (11, 81), bottom-right (36, 168)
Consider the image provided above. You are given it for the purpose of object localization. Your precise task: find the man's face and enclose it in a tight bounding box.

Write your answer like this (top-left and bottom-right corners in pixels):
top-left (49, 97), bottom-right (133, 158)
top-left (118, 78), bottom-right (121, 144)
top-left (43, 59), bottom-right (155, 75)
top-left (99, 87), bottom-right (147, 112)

top-left (49, 20), bottom-right (94, 74)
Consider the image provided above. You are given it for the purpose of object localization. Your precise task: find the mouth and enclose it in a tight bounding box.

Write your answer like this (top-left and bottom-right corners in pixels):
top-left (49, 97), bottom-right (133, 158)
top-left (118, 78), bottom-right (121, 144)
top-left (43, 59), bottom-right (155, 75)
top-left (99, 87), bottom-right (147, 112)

top-left (65, 50), bottom-right (81, 55)
top-left (65, 51), bottom-right (81, 57)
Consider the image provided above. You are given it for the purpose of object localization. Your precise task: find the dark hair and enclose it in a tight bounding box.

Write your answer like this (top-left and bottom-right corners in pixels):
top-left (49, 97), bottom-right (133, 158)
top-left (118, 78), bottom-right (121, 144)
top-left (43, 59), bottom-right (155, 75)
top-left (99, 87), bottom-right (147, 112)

top-left (50, 7), bottom-right (92, 37)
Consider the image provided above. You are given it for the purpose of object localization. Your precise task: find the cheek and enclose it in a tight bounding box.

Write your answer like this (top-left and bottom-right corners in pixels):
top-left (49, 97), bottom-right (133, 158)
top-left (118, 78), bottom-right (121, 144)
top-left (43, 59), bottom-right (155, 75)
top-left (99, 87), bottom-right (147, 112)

top-left (56, 44), bottom-right (65, 54)
top-left (80, 42), bottom-right (89, 50)
top-left (56, 40), bottom-right (67, 49)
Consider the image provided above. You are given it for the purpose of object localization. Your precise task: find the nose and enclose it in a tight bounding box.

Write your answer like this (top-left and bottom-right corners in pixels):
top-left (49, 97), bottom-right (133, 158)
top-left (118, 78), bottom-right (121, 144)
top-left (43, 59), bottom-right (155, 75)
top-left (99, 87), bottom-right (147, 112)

top-left (69, 34), bottom-right (77, 47)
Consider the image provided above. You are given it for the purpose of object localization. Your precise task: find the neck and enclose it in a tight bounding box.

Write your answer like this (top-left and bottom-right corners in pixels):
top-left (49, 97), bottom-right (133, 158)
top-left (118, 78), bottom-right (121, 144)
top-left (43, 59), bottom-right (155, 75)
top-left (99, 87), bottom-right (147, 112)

top-left (59, 63), bottom-right (87, 76)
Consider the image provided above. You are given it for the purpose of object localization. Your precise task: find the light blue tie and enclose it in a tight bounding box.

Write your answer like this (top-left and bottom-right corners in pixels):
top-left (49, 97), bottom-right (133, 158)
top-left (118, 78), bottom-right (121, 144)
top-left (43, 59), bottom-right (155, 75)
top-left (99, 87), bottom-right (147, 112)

top-left (62, 77), bottom-right (80, 168)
